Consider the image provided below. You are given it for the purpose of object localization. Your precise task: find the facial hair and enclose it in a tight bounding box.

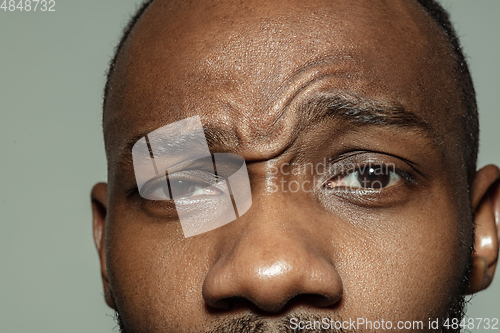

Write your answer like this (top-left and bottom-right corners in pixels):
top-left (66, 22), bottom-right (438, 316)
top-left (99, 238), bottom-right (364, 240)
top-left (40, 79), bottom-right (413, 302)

top-left (112, 236), bottom-right (472, 333)
top-left (114, 291), bottom-right (468, 333)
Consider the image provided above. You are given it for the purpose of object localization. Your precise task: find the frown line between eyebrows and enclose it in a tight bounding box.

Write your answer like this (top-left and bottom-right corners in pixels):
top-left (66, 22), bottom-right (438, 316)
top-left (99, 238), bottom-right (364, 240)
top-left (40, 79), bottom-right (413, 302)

top-left (119, 94), bottom-right (439, 167)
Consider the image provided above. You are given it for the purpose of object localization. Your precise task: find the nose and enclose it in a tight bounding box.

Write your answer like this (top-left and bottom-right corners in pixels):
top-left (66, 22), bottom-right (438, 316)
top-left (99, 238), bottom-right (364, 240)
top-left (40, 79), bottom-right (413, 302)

top-left (202, 197), bottom-right (343, 313)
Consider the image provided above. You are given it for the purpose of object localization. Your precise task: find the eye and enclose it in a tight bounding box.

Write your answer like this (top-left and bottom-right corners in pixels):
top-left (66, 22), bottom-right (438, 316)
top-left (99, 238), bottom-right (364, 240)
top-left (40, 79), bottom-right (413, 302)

top-left (140, 177), bottom-right (171, 200)
top-left (140, 173), bottom-right (223, 201)
top-left (325, 165), bottom-right (402, 190)
top-left (169, 178), bottom-right (222, 199)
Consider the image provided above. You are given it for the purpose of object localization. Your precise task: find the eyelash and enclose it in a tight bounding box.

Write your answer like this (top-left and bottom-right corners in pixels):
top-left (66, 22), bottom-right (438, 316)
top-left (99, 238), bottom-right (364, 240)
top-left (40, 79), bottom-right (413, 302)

top-left (322, 165), bottom-right (416, 191)
top-left (126, 151), bottom-right (421, 211)
top-left (126, 170), bottom-right (226, 203)
top-left (311, 150), bottom-right (422, 208)
top-left (125, 186), bottom-right (179, 214)
top-left (126, 186), bottom-right (149, 203)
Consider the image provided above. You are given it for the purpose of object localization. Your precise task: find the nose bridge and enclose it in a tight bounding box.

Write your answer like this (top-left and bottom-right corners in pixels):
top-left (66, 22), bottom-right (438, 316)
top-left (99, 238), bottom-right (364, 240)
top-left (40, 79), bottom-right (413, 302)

top-left (202, 193), bottom-right (343, 312)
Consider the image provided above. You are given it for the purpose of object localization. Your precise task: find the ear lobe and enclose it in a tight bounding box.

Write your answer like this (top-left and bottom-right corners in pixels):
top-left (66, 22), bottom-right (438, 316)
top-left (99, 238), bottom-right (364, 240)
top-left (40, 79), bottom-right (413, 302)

top-left (468, 165), bottom-right (500, 294)
top-left (91, 182), bottom-right (116, 309)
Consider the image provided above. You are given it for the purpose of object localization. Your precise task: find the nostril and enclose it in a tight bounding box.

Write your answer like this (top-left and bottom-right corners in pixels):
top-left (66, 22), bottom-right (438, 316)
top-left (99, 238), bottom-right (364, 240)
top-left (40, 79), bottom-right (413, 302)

top-left (288, 293), bottom-right (343, 309)
top-left (250, 292), bottom-right (342, 313)
top-left (207, 293), bottom-right (342, 314)
top-left (202, 232), bottom-right (344, 314)
top-left (204, 296), bottom-right (235, 311)
top-left (205, 296), bottom-right (262, 313)
top-left (203, 261), bottom-right (344, 313)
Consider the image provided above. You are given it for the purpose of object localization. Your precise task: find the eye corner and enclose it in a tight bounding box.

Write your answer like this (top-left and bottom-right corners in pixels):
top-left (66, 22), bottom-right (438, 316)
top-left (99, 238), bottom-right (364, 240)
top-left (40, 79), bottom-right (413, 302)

top-left (125, 186), bottom-right (142, 202)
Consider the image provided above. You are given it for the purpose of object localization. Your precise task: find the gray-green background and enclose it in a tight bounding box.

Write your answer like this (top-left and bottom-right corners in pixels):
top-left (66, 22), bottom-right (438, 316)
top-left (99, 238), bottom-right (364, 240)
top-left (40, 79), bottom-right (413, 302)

top-left (0, 1), bottom-right (498, 332)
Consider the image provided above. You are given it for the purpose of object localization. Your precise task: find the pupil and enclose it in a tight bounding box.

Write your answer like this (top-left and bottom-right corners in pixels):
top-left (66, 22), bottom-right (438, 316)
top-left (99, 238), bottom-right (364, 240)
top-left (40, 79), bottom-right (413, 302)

top-left (171, 180), bottom-right (193, 198)
top-left (358, 166), bottom-right (390, 189)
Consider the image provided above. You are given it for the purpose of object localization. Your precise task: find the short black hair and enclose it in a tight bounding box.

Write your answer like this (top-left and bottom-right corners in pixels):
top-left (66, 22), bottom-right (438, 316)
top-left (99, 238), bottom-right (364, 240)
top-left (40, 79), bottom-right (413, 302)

top-left (103, 0), bottom-right (478, 181)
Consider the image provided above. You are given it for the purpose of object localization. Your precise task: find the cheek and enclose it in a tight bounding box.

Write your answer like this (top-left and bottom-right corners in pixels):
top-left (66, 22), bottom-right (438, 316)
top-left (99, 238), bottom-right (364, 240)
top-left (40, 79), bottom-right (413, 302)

top-left (105, 207), bottom-right (212, 332)
top-left (103, 180), bottom-right (472, 330)
top-left (335, 190), bottom-right (470, 322)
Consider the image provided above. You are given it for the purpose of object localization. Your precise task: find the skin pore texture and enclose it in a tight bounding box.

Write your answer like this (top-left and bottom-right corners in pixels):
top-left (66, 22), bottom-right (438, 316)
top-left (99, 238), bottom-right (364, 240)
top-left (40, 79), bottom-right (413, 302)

top-left (91, 0), bottom-right (500, 332)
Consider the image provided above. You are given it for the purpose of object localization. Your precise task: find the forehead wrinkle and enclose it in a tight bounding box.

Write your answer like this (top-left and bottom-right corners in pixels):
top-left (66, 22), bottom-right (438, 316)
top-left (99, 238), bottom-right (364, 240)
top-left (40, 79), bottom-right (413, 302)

top-left (217, 55), bottom-right (363, 153)
top-left (107, 0), bottom-right (461, 170)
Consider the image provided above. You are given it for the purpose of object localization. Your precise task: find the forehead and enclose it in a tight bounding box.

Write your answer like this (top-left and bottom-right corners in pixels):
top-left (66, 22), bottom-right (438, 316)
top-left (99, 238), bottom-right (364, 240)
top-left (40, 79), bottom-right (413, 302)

top-left (104, 0), bottom-right (461, 167)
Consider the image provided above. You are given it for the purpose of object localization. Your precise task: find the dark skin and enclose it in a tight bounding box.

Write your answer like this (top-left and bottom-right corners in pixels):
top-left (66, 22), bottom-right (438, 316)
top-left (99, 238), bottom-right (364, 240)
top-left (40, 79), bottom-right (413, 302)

top-left (92, 0), bottom-right (500, 332)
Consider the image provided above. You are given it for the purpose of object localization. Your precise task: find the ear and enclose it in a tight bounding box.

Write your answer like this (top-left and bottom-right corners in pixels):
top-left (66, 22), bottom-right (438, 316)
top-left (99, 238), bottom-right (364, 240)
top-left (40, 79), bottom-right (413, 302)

top-left (91, 182), bottom-right (116, 309)
top-left (468, 165), bottom-right (500, 294)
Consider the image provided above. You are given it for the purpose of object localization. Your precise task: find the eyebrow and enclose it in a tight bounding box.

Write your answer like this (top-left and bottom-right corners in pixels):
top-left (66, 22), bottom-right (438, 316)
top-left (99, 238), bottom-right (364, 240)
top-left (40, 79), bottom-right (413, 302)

top-left (120, 94), bottom-right (439, 164)
top-left (303, 93), bottom-right (438, 142)
top-left (120, 124), bottom-right (240, 166)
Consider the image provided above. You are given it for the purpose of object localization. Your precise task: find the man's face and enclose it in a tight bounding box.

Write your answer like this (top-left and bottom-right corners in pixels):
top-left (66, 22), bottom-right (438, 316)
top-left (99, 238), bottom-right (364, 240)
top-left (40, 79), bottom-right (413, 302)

top-left (100, 0), bottom-right (475, 331)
